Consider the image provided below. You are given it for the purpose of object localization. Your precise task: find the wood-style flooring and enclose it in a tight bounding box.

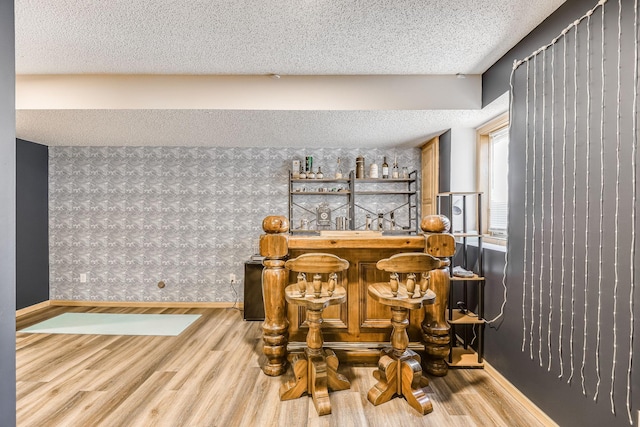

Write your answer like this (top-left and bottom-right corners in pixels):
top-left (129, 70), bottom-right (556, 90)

top-left (17, 306), bottom-right (550, 427)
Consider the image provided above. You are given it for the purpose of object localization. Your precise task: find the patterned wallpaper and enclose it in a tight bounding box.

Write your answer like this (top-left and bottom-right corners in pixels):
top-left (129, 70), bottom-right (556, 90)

top-left (49, 146), bottom-right (420, 302)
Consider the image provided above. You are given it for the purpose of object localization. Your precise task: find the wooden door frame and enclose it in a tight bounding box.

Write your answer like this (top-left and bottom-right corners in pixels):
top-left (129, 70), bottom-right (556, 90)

top-left (421, 136), bottom-right (440, 217)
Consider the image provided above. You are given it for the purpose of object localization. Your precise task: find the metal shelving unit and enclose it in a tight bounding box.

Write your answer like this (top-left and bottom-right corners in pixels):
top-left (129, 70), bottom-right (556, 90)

top-left (289, 170), bottom-right (354, 233)
top-left (437, 192), bottom-right (485, 368)
top-left (352, 170), bottom-right (418, 233)
top-left (289, 170), bottom-right (419, 234)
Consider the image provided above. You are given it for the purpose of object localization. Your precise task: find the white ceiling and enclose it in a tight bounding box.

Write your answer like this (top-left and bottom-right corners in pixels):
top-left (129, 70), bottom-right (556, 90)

top-left (14, 0), bottom-right (565, 148)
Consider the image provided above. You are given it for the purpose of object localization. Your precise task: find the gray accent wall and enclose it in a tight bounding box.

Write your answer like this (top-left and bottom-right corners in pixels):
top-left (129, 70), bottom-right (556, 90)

top-left (17, 139), bottom-right (49, 309)
top-left (49, 146), bottom-right (419, 303)
top-left (438, 129), bottom-right (451, 193)
top-left (482, 0), bottom-right (639, 425)
top-left (0, 0), bottom-right (16, 424)
top-left (482, 0), bottom-right (593, 107)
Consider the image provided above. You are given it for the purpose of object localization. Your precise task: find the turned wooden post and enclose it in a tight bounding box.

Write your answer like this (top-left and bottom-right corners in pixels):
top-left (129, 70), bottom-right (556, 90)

top-left (260, 215), bottom-right (290, 376)
top-left (420, 215), bottom-right (455, 376)
top-left (390, 307), bottom-right (410, 358)
top-left (305, 309), bottom-right (324, 355)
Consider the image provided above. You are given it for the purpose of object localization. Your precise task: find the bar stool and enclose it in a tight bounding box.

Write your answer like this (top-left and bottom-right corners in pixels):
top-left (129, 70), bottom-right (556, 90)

top-left (279, 253), bottom-right (351, 416)
top-left (367, 252), bottom-right (445, 415)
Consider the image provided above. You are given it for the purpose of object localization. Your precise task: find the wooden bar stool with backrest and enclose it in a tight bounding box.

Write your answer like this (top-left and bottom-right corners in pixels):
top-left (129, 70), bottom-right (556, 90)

top-left (279, 253), bottom-right (351, 416)
top-left (367, 252), bottom-right (447, 415)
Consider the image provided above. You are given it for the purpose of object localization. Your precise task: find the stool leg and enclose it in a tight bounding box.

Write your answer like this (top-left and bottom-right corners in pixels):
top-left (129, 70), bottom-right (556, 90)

top-left (308, 350), bottom-right (331, 416)
top-left (280, 303), bottom-right (324, 403)
top-left (279, 354), bottom-right (308, 400)
top-left (368, 306), bottom-right (433, 415)
top-left (368, 306), bottom-right (410, 406)
top-left (401, 357), bottom-right (433, 415)
top-left (306, 308), bottom-right (331, 416)
top-left (325, 349), bottom-right (350, 391)
top-left (281, 306), bottom-right (350, 415)
top-left (367, 354), bottom-right (398, 406)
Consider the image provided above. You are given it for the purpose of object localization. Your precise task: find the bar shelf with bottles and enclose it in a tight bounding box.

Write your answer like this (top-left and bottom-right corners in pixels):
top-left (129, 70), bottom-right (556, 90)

top-left (351, 169), bottom-right (418, 234)
top-left (436, 191), bottom-right (486, 368)
top-left (289, 169), bottom-right (355, 233)
top-left (289, 165), bottom-right (419, 234)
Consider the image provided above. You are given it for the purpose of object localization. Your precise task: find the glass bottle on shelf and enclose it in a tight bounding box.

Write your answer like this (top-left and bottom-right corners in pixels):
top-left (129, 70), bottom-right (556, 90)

top-left (402, 167), bottom-right (409, 179)
top-left (369, 160), bottom-right (379, 178)
top-left (308, 169), bottom-right (315, 179)
top-left (356, 156), bottom-right (365, 179)
top-left (305, 156), bottom-right (313, 175)
top-left (382, 157), bottom-right (389, 179)
top-left (392, 155), bottom-right (399, 179)
top-left (335, 158), bottom-right (343, 179)
top-left (316, 167), bottom-right (324, 179)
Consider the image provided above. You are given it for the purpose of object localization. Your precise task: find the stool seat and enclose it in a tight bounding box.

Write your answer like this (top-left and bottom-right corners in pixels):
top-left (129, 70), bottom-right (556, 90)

top-left (368, 282), bottom-right (435, 309)
top-left (284, 283), bottom-right (346, 311)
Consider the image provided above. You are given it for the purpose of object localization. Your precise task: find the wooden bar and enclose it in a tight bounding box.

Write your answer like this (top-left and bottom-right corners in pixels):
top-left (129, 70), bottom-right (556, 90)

top-left (261, 216), bottom-right (454, 375)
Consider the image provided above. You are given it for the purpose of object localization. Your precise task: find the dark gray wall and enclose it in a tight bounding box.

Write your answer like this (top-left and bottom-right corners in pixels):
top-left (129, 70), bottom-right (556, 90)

top-left (483, 0), bottom-right (594, 107)
top-left (471, 244), bottom-right (638, 427)
top-left (16, 139), bottom-right (49, 310)
top-left (0, 0), bottom-right (16, 425)
top-left (483, 1), bottom-right (640, 426)
top-left (438, 129), bottom-right (451, 193)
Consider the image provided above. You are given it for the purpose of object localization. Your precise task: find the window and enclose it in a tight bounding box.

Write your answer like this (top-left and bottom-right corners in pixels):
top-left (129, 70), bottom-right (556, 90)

top-left (477, 112), bottom-right (509, 244)
top-left (488, 127), bottom-right (509, 236)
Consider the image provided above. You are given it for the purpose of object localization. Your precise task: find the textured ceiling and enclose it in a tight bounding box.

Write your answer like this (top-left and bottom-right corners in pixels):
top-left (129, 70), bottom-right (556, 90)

top-left (14, 0), bottom-right (565, 147)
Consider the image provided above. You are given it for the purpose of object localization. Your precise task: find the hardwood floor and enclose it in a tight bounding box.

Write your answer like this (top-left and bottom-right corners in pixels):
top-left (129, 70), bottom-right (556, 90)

top-left (17, 306), bottom-right (550, 426)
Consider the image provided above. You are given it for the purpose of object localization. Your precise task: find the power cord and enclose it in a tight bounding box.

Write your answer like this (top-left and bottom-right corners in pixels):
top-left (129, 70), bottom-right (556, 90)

top-left (229, 279), bottom-right (242, 313)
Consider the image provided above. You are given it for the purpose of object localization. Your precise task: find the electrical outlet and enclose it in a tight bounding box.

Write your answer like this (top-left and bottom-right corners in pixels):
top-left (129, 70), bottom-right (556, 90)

top-left (80, 273), bottom-right (87, 283)
top-left (229, 274), bottom-right (237, 284)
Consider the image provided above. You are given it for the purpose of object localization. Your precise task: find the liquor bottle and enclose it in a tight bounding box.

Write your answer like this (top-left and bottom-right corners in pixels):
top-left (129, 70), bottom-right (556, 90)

top-left (292, 159), bottom-right (301, 178)
top-left (382, 157), bottom-right (389, 179)
top-left (335, 157), bottom-right (343, 179)
top-left (316, 167), bottom-right (324, 179)
top-left (392, 155), bottom-right (399, 179)
top-left (305, 156), bottom-right (313, 175)
top-left (356, 156), bottom-right (365, 179)
top-left (369, 160), bottom-right (379, 178)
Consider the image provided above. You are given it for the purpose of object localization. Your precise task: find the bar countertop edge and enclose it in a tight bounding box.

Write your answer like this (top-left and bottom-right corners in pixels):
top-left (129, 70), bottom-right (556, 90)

top-left (288, 233), bottom-right (425, 250)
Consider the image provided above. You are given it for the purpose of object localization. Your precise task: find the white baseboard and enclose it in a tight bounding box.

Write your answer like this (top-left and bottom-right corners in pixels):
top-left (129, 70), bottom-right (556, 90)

top-left (484, 361), bottom-right (558, 427)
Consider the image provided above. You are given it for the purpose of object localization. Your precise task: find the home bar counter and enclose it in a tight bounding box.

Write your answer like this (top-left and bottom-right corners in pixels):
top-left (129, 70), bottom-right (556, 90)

top-left (259, 215), bottom-right (455, 377)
